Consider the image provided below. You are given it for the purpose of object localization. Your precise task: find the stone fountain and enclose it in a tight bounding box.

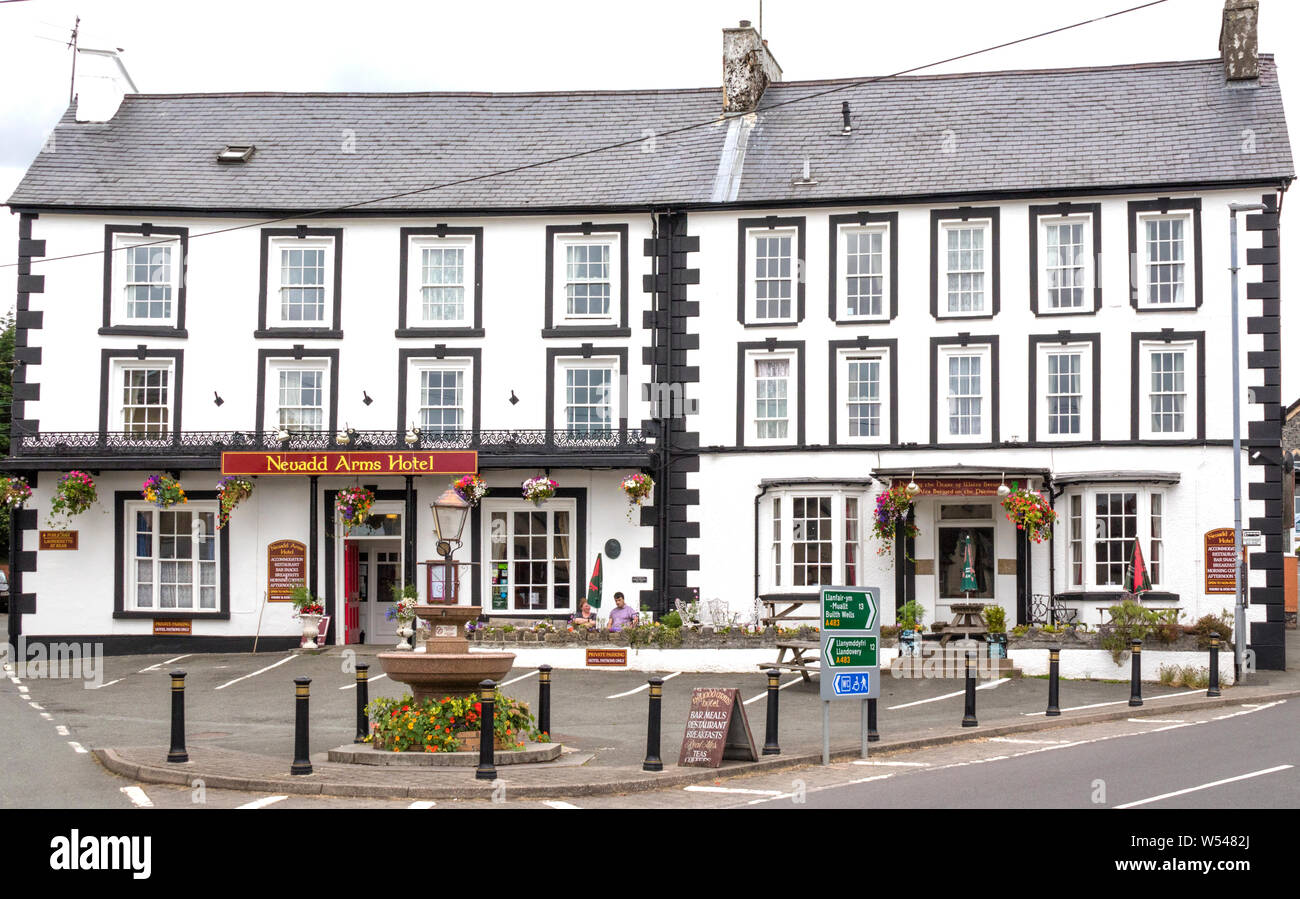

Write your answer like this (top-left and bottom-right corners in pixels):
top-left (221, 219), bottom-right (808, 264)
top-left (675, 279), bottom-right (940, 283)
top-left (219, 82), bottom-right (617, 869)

top-left (378, 604), bottom-right (514, 704)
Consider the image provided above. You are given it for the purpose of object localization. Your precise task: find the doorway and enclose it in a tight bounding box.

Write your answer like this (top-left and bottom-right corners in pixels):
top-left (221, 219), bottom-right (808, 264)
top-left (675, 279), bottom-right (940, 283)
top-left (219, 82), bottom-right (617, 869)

top-left (338, 504), bottom-right (404, 644)
top-left (936, 503), bottom-right (996, 602)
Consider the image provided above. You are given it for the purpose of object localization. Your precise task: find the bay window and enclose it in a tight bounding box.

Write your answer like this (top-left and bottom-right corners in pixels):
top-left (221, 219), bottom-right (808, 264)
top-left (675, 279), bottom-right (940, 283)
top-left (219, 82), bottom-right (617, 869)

top-left (765, 488), bottom-right (871, 592)
top-left (1062, 487), bottom-right (1166, 591)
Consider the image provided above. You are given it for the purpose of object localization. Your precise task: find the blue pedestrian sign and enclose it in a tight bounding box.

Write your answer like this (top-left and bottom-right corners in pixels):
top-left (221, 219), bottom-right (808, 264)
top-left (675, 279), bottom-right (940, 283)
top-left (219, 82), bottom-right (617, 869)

top-left (832, 672), bottom-right (873, 697)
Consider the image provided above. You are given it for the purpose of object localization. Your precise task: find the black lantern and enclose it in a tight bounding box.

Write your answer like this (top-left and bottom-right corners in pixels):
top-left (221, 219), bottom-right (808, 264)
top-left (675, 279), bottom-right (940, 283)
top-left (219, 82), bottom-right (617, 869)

top-left (431, 487), bottom-right (469, 558)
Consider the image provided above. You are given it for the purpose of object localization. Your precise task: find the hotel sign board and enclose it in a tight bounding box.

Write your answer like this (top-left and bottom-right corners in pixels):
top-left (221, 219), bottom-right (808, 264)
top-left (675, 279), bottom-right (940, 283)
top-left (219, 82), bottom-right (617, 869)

top-left (912, 479), bottom-right (1002, 496)
top-left (268, 539), bottom-right (308, 602)
top-left (1205, 528), bottom-right (1243, 595)
top-left (222, 450), bottom-right (477, 477)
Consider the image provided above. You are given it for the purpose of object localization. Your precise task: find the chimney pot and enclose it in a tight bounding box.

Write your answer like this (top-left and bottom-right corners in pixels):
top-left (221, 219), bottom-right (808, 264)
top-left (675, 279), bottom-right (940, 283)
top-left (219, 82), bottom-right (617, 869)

top-left (1219, 0), bottom-right (1259, 82)
top-left (739, 19), bottom-right (750, 27)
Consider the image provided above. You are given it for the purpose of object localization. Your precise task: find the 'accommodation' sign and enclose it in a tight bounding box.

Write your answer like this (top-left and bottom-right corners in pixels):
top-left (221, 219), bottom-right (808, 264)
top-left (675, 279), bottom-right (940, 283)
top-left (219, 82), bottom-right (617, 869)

top-left (222, 451), bottom-right (477, 477)
top-left (268, 539), bottom-right (307, 602)
top-left (1204, 528), bottom-right (1242, 595)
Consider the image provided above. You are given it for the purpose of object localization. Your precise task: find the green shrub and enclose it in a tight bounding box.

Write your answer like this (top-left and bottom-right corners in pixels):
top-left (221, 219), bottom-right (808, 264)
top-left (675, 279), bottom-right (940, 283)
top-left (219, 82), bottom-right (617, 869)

top-left (1188, 611), bottom-right (1235, 649)
top-left (983, 604), bottom-right (1006, 633)
top-left (897, 601), bottom-right (926, 630)
top-left (1100, 600), bottom-right (1162, 663)
top-left (661, 610), bottom-right (683, 628)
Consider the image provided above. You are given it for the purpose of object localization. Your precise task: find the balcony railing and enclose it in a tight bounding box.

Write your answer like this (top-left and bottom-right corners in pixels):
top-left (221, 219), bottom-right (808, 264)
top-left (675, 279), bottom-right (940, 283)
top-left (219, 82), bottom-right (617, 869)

top-left (16, 429), bottom-right (652, 460)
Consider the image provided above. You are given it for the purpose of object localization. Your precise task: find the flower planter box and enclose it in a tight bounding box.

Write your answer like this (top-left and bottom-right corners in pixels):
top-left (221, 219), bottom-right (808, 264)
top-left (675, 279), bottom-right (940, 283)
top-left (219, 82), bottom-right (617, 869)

top-left (372, 731), bottom-right (522, 753)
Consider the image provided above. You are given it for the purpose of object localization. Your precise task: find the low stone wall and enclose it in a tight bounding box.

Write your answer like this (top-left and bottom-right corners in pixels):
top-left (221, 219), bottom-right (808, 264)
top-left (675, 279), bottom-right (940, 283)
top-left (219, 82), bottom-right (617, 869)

top-left (468, 625), bottom-right (818, 649)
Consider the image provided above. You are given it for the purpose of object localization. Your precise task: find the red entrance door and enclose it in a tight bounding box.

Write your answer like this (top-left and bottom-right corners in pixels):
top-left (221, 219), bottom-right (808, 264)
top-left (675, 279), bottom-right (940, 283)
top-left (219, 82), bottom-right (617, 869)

top-left (344, 540), bottom-right (361, 644)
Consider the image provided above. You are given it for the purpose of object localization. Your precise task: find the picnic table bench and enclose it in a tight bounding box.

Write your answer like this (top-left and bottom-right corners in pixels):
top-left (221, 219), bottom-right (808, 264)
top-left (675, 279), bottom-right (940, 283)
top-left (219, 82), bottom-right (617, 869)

top-left (760, 596), bottom-right (821, 627)
top-left (758, 640), bottom-right (820, 683)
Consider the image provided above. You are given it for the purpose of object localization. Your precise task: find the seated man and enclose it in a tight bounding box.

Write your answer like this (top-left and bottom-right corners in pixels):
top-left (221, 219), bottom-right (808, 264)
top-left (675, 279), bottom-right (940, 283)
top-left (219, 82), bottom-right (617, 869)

top-left (607, 592), bottom-right (640, 632)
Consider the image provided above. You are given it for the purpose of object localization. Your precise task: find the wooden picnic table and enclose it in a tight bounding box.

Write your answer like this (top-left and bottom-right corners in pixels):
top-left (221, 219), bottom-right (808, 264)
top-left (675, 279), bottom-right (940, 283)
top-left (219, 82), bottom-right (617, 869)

top-left (760, 596), bottom-right (821, 627)
top-left (758, 640), bottom-right (820, 683)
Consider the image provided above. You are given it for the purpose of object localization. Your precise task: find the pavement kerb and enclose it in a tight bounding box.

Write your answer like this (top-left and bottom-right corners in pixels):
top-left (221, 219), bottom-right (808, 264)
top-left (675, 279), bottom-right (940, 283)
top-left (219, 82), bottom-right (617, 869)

top-left (92, 687), bottom-right (1300, 802)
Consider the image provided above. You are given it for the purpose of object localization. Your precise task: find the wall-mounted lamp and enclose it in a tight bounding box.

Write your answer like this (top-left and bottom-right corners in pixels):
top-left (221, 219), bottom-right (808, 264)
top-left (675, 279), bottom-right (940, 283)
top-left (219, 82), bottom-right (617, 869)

top-left (337, 425), bottom-right (352, 445)
top-left (996, 472), bottom-right (1011, 499)
top-left (212, 391), bottom-right (224, 407)
top-left (276, 428), bottom-right (291, 443)
top-left (509, 390), bottom-right (519, 406)
top-left (905, 470), bottom-right (920, 497)
top-left (405, 425), bottom-right (421, 446)
top-left (362, 391), bottom-right (373, 406)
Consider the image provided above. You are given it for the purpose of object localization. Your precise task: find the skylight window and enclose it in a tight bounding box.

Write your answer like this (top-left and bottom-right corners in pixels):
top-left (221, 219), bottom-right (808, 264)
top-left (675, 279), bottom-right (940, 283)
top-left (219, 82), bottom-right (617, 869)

top-left (217, 145), bottom-right (255, 164)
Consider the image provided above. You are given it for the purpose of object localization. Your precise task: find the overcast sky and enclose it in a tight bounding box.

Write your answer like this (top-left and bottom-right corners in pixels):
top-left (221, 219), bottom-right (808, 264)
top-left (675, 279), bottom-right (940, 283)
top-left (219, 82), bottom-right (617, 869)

top-left (1, 0), bottom-right (1296, 392)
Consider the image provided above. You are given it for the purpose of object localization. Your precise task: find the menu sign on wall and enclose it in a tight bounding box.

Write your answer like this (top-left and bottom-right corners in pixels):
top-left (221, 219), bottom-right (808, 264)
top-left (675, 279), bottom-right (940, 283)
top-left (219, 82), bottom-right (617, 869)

top-left (678, 687), bottom-right (758, 768)
top-left (268, 539), bottom-right (307, 602)
top-left (1204, 528), bottom-right (1242, 595)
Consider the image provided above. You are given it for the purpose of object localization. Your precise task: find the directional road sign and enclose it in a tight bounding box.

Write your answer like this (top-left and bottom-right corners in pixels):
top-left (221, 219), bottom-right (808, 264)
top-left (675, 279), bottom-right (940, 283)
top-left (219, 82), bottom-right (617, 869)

top-left (819, 585), bottom-right (881, 700)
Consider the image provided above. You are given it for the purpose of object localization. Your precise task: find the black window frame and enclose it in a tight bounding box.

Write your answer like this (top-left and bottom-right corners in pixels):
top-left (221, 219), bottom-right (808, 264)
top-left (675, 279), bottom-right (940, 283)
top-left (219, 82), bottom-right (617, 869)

top-left (828, 337), bottom-right (899, 445)
top-left (736, 339), bottom-right (806, 447)
top-left (828, 212), bottom-right (898, 324)
top-left (396, 226), bottom-right (485, 338)
top-left (543, 223), bottom-right (631, 338)
top-left (737, 216), bottom-right (807, 327)
top-left (395, 346), bottom-right (483, 434)
top-left (1027, 332), bottom-right (1102, 443)
top-left (930, 207), bottom-right (1000, 321)
top-left (1028, 202), bottom-right (1102, 316)
top-left (256, 227), bottom-right (344, 338)
top-left (1127, 198), bottom-right (1204, 311)
top-left (929, 334), bottom-right (1000, 445)
top-left (100, 224), bottom-right (190, 338)
top-left (99, 347), bottom-right (185, 437)
top-left (255, 346), bottom-right (341, 436)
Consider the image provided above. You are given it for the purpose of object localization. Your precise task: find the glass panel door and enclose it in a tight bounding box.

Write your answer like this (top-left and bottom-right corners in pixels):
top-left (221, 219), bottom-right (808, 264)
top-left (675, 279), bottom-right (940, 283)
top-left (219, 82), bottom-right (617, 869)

top-left (938, 526), bottom-right (995, 600)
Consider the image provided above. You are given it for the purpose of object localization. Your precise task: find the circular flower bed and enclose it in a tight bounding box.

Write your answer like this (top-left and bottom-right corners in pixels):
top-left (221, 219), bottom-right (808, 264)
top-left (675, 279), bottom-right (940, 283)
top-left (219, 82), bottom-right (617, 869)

top-left (1001, 485), bottom-right (1057, 543)
top-left (366, 691), bottom-right (547, 752)
top-left (47, 470), bottom-right (96, 527)
top-left (335, 486), bottom-right (375, 535)
top-left (142, 474), bottom-right (186, 509)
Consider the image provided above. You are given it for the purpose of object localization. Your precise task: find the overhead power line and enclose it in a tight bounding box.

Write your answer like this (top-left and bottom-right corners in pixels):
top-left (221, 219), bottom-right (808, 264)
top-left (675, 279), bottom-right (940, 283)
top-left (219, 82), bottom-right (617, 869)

top-left (3, 0), bottom-right (1170, 271)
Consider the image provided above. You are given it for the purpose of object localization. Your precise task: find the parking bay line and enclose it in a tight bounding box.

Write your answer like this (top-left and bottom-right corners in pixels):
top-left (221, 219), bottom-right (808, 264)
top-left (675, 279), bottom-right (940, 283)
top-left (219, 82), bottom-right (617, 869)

top-left (684, 785), bottom-right (785, 796)
top-left (215, 656), bottom-right (294, 691)
top-left (743, 676), bottom-right (802, 706)
top-left (237, 795), bottom-right (289, 810)
top-left (1114, 765), bottom-right (1294, 809)
top-left (606, 672), bottom-right (680, 699)
top-left (408, 800), bottom-right (437, 809)
top-left (340, 673), bottom-right (388, 691)
top-left (120, 786), bottom-right (153, 808)
top-left (139, 654), bottom-right (192, 674)
top-left (541, 800), bottom-right (582, 809)
top-left (1021, 688), bottom-right (1204, 716)
top-left (89, 679), bottom-right (122, 690)
top-left (499, 670), bottom-right (539, 688)
top-left (887, 678), bottom-right (1009, 710)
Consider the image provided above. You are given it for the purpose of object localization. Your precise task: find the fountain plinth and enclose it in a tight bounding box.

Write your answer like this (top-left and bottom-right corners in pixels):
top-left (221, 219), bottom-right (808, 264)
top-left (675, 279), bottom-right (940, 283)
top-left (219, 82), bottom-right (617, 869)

top-left (377, 604), bottom-right (514, 703)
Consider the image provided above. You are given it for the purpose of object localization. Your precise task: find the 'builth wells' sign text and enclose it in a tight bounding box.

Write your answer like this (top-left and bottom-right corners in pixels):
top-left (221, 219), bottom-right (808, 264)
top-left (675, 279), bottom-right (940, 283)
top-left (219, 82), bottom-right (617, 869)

top-left (222, 451), bottom-right (477, 476)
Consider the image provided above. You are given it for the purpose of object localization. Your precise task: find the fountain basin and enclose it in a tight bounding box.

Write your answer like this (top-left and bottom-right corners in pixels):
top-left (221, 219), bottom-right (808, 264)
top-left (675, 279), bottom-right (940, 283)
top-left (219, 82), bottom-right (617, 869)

top-left (377, 650), bottom-right (516, 704)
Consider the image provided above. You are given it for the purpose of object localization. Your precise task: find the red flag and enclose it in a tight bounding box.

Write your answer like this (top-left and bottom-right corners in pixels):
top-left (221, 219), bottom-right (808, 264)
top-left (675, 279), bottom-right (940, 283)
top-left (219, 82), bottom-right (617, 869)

top-left (1124, 538), bottom-right (1151, 596)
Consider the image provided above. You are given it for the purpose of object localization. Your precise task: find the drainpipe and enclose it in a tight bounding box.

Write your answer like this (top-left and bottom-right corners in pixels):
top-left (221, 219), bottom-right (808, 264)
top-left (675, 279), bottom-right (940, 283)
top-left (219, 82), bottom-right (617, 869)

top-left (754, 483), bottom-right (772, 610)
top-left (1047, 476), bottom-right (1063, 627)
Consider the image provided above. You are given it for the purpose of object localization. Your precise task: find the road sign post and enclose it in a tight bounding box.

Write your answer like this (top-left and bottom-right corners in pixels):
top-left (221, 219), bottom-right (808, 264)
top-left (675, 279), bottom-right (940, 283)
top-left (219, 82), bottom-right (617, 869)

top-left (819, 586), bottom-right (881, 764)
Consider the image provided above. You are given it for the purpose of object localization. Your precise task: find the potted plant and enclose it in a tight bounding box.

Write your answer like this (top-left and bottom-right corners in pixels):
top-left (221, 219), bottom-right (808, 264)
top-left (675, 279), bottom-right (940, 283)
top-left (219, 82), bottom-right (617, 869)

top-left (215, 475), bottom-right (254, 530)
top-left (983, 604), bottom-right (1008, 659)
top-left (452, 473), bottom-right (489, 506)
top-left (1000, 484), bottom-right (1057, 543)
top-left (0, 475), bottom-right (32, 510)
top-left (290, 586), bottom-right (326, 649)
top-left (46, 470), bottom-right (96, 527)
top-left (386, 583), bottom-right (419, 650)
top-left (620, 473), bottom-right (654, 521)
top-left (335, 485), bottom-right (375, 536)
top-left (522, 475), bottom-right (557, 506)
top-left (897, 600), bottom-right (926, 655)
top-left (142, 474), bottom-right (186, 509)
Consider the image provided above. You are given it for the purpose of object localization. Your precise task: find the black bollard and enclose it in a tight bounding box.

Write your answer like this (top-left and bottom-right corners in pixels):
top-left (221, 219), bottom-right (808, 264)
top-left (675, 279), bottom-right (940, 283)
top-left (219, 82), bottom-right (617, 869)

top-left (1128, 639), bottom-right (1143, 707)
top-left (1207, 634), bottom-right (1222, 698)
top-left (537, 665), bottom-right (552, 738)
top-left (643, 676), bottom-right (665, 772)
top-left (867, 698), bottom-right (879, 742)
top-left (475, 679), bottom-right (497, 781)
top-left (290, 676), bottom-right (313, 775)
top-left (354, 663), bottom-right (370, 743)
top-left (961, 650), bottom-right (978, 727)
top-left (1046, 644), bottom-right (1062, 717)
top-left (762, 669), bottom-right (781, 756)
top-left (167, 670), bottom-right (189, 763)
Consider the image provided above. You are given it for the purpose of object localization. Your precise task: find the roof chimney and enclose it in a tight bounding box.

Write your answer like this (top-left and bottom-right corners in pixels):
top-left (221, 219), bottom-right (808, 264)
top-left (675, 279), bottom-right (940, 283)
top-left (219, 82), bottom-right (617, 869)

top-left (722, 20), bottom-right (782, 114)
top-left (1219, 0), bottom-right (1259, 82)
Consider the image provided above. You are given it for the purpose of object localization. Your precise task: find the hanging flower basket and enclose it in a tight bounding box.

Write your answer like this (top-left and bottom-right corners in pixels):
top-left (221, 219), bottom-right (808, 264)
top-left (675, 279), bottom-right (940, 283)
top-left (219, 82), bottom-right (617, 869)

top-left (0, 475), bottom-right (33, 510)
top-left (452, 473), bottom-right (489, 507)
top-left (870, 484), bottom-right (919, 557)
top-left (142, 474), bottom-right (187, 509)
top-left (1001, 485), bottom-right (1057, 543)
top-left (46, 470), bottom-right (97, 527)
top-left (620, 473), bottom-right (654, 522)
top-left (215, 476), bottom-right (255, 530)
top-left (336, 486), bottom-right (375, 536)
top-left (522, 476), bottom-right (557, 506)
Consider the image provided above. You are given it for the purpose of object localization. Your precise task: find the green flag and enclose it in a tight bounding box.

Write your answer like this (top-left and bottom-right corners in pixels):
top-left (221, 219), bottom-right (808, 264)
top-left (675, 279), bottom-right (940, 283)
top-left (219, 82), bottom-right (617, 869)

top-left (960, 534), bottom-right (978, 593)
top-left (586, 553), bottom-right (603, 609)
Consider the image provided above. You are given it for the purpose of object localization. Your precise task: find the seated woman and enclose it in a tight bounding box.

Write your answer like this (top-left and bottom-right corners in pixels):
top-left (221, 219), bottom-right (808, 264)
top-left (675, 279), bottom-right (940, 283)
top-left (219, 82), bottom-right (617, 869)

top-left (571, 601), bottom-right (597, 628)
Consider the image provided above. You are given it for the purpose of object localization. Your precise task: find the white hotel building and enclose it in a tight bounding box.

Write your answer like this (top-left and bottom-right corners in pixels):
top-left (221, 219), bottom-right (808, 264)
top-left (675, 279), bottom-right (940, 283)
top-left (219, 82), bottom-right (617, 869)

top-left (4, 11), bottom-right (1293, 668)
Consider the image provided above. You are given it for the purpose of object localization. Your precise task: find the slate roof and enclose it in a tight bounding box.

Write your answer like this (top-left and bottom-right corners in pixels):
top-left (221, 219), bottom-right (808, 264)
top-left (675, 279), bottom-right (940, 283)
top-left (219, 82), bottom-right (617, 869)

top-left (7, 56), bottom-right (1293, 213)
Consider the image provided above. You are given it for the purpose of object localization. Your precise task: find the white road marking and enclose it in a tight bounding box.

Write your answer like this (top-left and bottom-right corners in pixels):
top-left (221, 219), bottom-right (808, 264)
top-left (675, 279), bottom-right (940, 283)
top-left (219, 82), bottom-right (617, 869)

top-left (499, 670), bottom-right (539, 687)
top-left (743, 676), bottom-right (802, 706)
top-left (340, 673), bottom-right (388, 690)
top-left (237, 795), bottom-right (288, 810)
top-left (887, 678), bottom-right (1009, 710)
top-left (605, 672), bottom-right (680, 699)
top-left (1114, 765), bottom-right (1294, 809)
top-left (139, 654), bottom-right (194, 673)
top-left (55, 725), bottom-right (69, 736)
top-left (1128, 718), bottom-right (1185, 724)
top-left (120, 786), bottom-right (153, 808)
top-left (17, 685), bottom-right (29, 693)
top-left (67, 741), bottom-right (87, 754)
top-left (846, 773), bottom-right (895, 785)
top-left (1021, 688), bottom-right (1204, 715)
top-left (89, 679), bottom-right (122, 690)
top-left (27, 701), bottom-right (42, 709)
top-left (215, 656), bottom-right (294, 690)
top-left (852, 760), bottom-right (930, 766)
top-left (988, 737), bottom-right (1076, 745)
top-left (408, 800), bottom-right (437, 809)
top-left (684, 785), bottom-right (784, 796)
top-left (541, 800), bottom-right (582, 809)
top-left (40, 712), bottom-right (52, 720)
top-left (1211, 700), bottom-right (1283, 721)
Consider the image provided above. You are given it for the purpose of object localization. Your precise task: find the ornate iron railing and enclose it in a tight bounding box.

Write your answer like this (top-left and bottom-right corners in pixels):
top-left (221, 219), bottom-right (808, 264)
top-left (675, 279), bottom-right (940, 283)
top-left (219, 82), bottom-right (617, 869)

top-left (17, 429), bottom-right (651, 458)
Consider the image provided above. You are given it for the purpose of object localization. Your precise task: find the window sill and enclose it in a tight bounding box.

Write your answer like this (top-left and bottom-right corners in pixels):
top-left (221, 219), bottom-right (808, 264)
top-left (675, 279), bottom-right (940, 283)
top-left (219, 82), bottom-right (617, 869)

top-left (113, 610), bottom-right (230, 620)
top-left (254, 328), bottom-right (343, 339)
top-left (1054, 591), bottom-right (1179, 603)
top-left (833, 316), bottom-right (891, 326)
top-left (1132, 305), bottom-right (1198, 313)
top-left (933, 312), bottom-right (995, 322)
top-left (395, 327), bottom-right (485, 338)
top-left (541, 326), bottom-right (631, 338)
top-left (1032, 306), bottom-right (1096, 317)
top-left (99, 325), bottom-right (188, 338)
